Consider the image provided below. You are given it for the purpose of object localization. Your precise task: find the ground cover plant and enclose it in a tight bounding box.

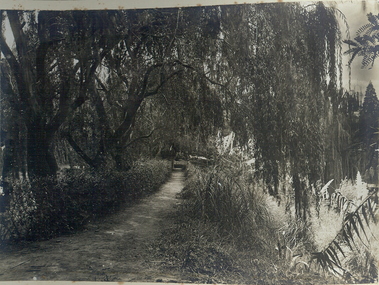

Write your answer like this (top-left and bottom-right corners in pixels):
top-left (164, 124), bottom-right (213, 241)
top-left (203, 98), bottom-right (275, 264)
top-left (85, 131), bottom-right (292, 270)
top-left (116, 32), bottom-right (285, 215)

top-left (0, 159), bottom-right (171, 242)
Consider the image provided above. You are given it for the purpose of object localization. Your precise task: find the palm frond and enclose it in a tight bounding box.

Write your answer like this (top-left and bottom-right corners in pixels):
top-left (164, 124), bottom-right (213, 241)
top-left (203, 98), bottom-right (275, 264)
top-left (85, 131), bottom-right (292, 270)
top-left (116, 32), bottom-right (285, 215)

top-left (367, 13), bottom-right (379, 27)
top-left (356, 23), bottom-right (373, 36)
top-left (346, 12), bottom-right (379, 68)
top-left (313, 188), bottom-right (378, 277)
top-left (333, 240), bottom-right (345, 258)
top-left (343, 39), bottom-right (358, 47)
top-left (320, 179), bottom-right (334, 200)
top-left (331, 191), bottom-right (352, 214)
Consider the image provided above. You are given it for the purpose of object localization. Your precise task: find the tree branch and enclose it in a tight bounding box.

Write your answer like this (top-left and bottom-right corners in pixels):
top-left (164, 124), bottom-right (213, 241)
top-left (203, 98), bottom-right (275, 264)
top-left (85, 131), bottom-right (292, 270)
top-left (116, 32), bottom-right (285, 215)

top-left (140, 63), bottom-right (164, 97)
top-left (124, 127), bottom-right (161, 149)
top-left (111, 92), bottom-right (143, 144)
top-left (145, 70), bottom-right (183, 98)
top-left (7, 11), bottom-right (39, 112)
top-left (173, 60), bottom-right (226, 87)
top-left (62, 132), bottom-right (98, 168)
top-left (0, 63), bottom-right (21, 114)
top-left (95, 74), bottom-right (121, 109)
top-left (48, 38), bottom-right (120, 134)
top-left (90, 79), bottom-right (111, 133)
top-left (0, 15), bottom-right (33, 120)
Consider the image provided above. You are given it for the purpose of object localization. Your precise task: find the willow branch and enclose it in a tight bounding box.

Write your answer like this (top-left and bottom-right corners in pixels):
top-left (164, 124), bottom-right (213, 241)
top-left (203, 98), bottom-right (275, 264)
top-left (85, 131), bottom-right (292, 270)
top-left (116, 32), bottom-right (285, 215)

top-left (124, 127), bottom-right (160, 148)
top-left (173, 60), bottom-right (226, 87)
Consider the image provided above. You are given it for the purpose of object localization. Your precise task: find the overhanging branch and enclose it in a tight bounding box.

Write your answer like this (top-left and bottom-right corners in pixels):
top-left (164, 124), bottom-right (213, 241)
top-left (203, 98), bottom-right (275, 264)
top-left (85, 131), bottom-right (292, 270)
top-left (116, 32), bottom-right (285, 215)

top-left (124, 127), bottom-right (161, 148)
top-left (62, 131), bottom-right (98, 168)
top-left (144, 69), bottom-right (183, 98)
top-left (173, 60), bottom-right (226, 87)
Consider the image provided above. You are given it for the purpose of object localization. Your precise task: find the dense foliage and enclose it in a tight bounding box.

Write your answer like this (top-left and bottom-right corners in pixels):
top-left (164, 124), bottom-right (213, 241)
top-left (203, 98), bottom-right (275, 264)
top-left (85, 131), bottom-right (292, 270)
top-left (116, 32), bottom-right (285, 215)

top-left (0, 4), bottom-right (374, 213)
top-left (0, 160), bottom-right (170, 242)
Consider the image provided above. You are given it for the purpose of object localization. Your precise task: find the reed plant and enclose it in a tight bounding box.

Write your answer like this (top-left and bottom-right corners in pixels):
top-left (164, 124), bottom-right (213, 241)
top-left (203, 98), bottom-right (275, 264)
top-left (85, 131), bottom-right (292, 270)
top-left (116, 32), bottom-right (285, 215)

top-left (182, 163), bottom-right (275, 252)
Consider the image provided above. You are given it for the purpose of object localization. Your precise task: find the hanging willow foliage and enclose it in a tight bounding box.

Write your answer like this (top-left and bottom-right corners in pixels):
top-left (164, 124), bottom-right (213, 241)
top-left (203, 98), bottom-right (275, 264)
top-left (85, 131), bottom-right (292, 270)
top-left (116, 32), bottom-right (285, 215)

top-left (219, 3), bottom-right (346, 220)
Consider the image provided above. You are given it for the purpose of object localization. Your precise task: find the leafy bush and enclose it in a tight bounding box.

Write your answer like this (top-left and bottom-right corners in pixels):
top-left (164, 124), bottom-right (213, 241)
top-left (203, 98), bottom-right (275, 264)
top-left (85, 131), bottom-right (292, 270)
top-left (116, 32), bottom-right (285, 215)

top-left (0, 159), bottom-right (171, 242)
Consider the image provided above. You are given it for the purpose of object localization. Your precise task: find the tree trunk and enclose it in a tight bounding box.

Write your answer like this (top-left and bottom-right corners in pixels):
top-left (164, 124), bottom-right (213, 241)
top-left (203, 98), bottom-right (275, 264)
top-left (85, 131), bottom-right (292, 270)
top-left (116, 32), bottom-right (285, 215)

top-left (0, 121), bottom-right (25, 212)
top-left (114, 152), bottom-right (128, 171)
top-left (26, 124), bottom-right (58, 179)
top-left (0, 136), bottom-right (15, 212)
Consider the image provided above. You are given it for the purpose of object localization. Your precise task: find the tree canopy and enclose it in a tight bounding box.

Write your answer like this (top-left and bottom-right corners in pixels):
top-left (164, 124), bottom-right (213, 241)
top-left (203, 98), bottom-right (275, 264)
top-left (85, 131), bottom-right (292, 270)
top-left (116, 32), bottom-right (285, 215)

top-left (0, 3), bottom-right (367, 219)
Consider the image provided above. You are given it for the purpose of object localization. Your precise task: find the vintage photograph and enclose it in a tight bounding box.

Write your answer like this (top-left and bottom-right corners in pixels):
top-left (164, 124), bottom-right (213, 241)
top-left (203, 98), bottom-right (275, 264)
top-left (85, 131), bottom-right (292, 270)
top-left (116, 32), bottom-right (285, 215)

top-left (0, 0), bottom-right (378, 283)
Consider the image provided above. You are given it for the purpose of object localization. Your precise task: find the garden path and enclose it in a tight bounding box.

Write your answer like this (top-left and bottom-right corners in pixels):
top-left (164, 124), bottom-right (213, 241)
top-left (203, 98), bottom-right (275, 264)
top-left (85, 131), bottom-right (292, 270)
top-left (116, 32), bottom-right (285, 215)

top-left (0, 168), bottom-right (185, 282)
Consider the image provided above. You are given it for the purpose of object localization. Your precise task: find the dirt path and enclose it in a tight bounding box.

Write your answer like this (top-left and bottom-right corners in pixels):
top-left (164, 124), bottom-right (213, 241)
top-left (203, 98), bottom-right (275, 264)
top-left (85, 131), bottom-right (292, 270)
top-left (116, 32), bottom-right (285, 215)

top-left (0, 168), bottom-right (185, 282)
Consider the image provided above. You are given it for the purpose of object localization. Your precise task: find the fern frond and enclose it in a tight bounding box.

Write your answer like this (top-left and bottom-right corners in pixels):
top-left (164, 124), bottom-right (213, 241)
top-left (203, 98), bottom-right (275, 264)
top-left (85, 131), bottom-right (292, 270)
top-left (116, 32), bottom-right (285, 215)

top-left (346, 12), bottom-right (379, 68)
top-left (366, 25), bottom-right (379, 37)
top-left (346, 48), bottom-right (361, 66)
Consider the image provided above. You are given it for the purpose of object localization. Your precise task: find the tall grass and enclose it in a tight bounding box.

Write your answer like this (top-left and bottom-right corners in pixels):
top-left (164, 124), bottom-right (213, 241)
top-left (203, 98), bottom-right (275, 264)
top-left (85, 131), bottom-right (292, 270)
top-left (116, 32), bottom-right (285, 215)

top-left (182, 163), bottom-right (276, 252)
top-left (0, 159), bottom-right (171, 243)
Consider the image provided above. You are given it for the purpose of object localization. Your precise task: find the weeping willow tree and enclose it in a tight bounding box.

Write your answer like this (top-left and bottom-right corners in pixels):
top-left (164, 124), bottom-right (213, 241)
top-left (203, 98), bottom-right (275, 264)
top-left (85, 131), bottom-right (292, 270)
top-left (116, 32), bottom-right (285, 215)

top-left (0, 3), bottom-right (355, 219)
top-left (217, 2), bottom-right (348, 220)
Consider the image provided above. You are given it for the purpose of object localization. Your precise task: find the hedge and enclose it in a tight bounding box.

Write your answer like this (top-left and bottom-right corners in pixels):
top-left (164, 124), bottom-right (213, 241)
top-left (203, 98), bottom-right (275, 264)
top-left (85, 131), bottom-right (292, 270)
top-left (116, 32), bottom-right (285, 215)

top-left (0, 159), bottom-right (171, 242)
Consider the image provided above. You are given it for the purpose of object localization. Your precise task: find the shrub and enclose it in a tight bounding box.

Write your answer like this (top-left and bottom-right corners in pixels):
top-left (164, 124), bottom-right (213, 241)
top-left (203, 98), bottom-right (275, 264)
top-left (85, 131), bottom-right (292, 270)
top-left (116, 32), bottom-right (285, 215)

top-left (0, 159), bottom-right (171, 242)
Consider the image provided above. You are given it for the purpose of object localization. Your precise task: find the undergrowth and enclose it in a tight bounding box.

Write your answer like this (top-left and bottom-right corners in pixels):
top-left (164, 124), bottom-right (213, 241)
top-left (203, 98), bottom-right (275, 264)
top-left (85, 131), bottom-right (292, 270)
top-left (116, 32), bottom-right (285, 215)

top-left (154, 162), bottom-right (338, 284)
top-left (154, 162), bottom-right (378, 283)
top-left (0, 159), bottom-right (171, 243)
